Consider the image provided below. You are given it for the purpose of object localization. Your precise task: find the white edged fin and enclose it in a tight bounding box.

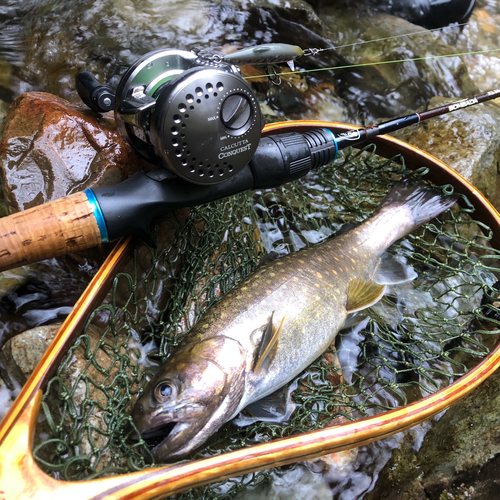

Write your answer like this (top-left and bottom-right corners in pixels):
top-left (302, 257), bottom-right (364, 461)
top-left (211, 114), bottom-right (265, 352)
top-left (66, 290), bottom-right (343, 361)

top-left (373, 252), bottom-right (418, 285)
top-left (340, 312), bottom-right (368, 332)
top-left (346, 278), bottom-right (386, 313)
top-left (253, 313), bottom-right (286, 374)
top-left (245, 388), bottom-right (288, 420)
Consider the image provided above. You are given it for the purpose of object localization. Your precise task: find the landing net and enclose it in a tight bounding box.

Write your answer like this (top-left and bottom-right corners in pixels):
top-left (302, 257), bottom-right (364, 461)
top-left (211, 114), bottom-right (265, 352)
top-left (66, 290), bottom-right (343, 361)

top-left (33, 144), bottom-right (500, 497)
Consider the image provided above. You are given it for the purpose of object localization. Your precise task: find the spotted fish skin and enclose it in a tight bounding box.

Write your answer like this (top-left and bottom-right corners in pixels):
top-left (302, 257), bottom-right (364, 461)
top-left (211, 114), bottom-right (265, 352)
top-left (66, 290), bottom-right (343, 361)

top-left (132, 181), bottom-right (458, 462)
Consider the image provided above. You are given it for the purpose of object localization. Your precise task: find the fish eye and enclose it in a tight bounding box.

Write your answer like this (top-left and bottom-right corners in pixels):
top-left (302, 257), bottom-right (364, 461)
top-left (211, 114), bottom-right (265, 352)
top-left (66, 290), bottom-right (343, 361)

top-left (154, 381), bottom-right (176, 401)
top-left (160, 384), bottom-right (172, 397)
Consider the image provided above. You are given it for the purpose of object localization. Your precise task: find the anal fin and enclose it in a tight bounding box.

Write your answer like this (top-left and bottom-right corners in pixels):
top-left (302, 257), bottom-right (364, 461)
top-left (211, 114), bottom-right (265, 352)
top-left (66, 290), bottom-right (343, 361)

top-left (346, 278), bottom-right (386, 313)
top-left (373, 252), bottom-right (417, 285)
top-left (245, 388), bottom-right (288, 420)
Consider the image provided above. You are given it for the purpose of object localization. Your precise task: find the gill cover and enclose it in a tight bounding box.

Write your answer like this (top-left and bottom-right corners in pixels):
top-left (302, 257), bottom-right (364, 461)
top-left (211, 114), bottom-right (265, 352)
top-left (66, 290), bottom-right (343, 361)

top-left (132, 336), bottom-right (247, 462)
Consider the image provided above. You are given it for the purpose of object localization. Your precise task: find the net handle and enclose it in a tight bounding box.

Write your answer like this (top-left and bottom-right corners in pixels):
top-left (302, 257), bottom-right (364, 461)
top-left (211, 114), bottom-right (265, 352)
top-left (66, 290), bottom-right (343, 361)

top-left (1, 120), bottom-right (499, 499)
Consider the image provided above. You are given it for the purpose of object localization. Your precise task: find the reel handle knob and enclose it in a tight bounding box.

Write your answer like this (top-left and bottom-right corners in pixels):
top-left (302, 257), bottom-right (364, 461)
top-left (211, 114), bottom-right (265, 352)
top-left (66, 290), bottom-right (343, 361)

top-left (76, 72), bottom-right (115, 112)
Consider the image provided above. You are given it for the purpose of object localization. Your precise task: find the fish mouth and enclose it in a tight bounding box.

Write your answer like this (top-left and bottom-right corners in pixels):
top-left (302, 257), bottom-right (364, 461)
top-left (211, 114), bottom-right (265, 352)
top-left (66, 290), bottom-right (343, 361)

top-left (135, 414), bottom-right (215, 462)
top-left (139, 421), bottom-right (178, 449)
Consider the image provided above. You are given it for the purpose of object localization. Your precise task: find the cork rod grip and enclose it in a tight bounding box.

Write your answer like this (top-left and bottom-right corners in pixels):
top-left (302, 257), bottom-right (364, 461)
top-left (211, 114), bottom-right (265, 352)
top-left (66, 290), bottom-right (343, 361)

top-left (0, 192), bottom-right (103, 272)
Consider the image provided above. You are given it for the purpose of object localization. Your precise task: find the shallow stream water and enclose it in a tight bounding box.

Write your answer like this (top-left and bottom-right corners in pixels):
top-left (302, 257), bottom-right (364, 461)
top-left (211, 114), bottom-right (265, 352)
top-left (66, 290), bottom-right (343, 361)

top-left (1, 0), bottom-right (500, 498)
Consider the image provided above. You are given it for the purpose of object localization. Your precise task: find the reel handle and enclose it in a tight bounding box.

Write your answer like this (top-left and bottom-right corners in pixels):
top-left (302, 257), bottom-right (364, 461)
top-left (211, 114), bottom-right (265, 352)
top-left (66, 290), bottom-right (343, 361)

top-left (0, 193), bottom-right (103, 272)
top-left (75, 72), bottom-right (115, 113)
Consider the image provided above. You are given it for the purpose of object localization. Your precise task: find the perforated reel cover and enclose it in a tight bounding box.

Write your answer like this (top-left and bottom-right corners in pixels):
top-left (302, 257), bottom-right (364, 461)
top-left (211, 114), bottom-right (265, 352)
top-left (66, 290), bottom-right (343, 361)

top-left (114, 48), bottom-right (263, 184)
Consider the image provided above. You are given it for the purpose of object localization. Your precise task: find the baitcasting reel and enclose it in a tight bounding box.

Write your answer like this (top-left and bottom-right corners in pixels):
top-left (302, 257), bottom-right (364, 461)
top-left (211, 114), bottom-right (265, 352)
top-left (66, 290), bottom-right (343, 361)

top-left (76, 46), bottom-right (303, 185)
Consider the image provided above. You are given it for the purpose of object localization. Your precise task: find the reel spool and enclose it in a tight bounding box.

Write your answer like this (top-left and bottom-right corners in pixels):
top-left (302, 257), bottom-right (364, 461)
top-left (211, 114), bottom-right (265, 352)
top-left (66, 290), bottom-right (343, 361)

top-left (79, 49), bottom-right (264, 185)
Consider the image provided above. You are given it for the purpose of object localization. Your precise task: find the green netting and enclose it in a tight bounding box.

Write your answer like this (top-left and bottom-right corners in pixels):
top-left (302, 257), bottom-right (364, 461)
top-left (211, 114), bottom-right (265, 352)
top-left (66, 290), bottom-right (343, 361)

top-left (33, 144), bottom-right (500, 497)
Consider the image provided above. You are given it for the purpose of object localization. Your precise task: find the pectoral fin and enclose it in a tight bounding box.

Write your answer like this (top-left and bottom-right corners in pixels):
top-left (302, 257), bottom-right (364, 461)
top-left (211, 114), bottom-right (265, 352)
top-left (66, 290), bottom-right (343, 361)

top-left (253, 312), bottom-right (286, 374)
top-left (346, 278), bottom-right (386, 313)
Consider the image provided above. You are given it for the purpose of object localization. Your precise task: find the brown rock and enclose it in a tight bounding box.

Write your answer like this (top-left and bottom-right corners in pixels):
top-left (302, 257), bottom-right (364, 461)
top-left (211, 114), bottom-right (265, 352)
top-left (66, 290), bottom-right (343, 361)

top-left (0, 323), bottom-right (62, 384)
top-left (3, 321), bottom-right (152, 471)
top-left (392, 97), bottom-right (500, 208)
top-left (0, 92), bottom-right (153, 212)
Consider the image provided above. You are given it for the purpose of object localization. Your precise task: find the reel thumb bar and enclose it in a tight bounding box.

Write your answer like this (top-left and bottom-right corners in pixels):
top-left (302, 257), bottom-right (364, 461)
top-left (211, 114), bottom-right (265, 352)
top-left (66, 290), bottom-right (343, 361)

top-left (0, 88), bottom-right (499, 272)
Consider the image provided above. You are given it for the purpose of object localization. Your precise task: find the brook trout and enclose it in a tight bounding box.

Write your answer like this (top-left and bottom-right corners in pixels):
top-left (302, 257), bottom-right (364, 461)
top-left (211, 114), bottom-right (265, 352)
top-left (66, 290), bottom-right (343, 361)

top-left (132, 180), bottom-right (457, 462)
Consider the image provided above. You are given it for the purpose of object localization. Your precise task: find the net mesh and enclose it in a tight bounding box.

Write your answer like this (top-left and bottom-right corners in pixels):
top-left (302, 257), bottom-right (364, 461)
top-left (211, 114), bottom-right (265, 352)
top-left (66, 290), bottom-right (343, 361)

top-left (33, 144), bottom-right (500, 496)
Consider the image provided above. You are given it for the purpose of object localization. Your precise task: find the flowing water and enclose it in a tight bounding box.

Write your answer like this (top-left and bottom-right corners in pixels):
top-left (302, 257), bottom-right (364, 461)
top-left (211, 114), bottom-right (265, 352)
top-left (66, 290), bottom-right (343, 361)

top-left (1, 0), bottom-right (500, 498)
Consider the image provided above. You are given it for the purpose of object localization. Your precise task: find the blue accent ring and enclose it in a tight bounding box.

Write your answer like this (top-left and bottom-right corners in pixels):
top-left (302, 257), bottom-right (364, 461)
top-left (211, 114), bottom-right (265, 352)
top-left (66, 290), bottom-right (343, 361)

top-left (323, 128), bottom-right (338, 161)
top-left (85, 189), bottom-right (109, 243)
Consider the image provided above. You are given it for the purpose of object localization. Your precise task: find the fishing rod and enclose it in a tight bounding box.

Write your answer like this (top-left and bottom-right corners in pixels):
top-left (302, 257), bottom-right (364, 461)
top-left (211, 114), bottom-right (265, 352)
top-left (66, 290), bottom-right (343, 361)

top-left (0, 44), bottom-right (499, 273)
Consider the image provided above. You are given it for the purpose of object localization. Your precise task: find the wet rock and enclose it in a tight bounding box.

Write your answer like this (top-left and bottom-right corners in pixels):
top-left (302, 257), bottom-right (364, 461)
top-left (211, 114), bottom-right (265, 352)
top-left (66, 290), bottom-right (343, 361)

top-left (317, 8), bottom-right (478, 122)
top-left (453, 6), bottom-right (500, 93)
top-left (0, 263), bottom-right (31, 300)
top-left (0, 92), bottom-right (152, 212)
top-left (0, 323), bottom-right (61, 384)
top-left (392, 97), bottom-right (500, 208)
top-left (2, 321), bottom-right (152, 470)
top-left (365, 367), bottom-right (500, 499)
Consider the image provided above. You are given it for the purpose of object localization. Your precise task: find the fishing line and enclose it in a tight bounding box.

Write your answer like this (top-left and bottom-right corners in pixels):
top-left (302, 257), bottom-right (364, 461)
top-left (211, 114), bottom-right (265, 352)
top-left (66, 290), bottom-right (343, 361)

top-left (244, 48), bottom-right (500, 80)
top-left (313, 22), bottom-right (468, 52)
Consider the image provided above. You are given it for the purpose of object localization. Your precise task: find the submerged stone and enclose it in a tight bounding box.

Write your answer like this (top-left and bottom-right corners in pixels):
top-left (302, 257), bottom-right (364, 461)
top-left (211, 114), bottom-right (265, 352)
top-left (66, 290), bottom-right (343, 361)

top-left (2, 321), bottom-right (152, 471)
top-left (0, 323), bottom-right (61, 384)
top-left (452, 5), bottom-right (500, 92)
top-left (392, 96), bottom-right (500, 208)
top-left (0, 92), bottom-right (152, 212)
top-left (365, 366), bottom-right (500, 499)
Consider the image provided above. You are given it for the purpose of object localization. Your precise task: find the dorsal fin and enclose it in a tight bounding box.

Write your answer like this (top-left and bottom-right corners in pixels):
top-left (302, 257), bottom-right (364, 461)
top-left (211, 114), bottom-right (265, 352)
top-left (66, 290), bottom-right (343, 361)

top-left (253, 313), bottom-right (286, 374)
top-left (346, 278), bottom-right (386, 313)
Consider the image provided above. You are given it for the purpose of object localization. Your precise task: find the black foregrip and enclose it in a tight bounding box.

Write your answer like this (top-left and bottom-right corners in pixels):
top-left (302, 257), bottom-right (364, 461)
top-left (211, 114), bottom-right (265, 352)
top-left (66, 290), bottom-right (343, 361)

top-left (248, 135), bottom-right (309, 189)
top-left (249, 130), bottom-right (337, 188)
top-left (90, 130), bottom-right (338, 244)
top-left (91, 167), bottom-right (256, 243)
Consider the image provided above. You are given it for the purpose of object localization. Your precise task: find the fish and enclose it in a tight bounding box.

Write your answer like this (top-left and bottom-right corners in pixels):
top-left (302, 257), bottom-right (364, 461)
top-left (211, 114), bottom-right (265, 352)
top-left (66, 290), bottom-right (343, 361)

top-left (132, 180), bottom-right (458, 462)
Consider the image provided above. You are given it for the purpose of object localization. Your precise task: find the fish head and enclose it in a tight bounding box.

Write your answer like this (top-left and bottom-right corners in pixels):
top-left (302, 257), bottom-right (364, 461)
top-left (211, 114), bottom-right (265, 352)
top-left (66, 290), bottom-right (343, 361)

top-left (132, 335), bottom-right (247, 462)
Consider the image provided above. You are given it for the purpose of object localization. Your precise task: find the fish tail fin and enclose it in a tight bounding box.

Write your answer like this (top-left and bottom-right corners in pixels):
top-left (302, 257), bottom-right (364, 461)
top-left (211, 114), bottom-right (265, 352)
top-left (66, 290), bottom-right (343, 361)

top-left (380, 179), bottom-right (458, 227)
